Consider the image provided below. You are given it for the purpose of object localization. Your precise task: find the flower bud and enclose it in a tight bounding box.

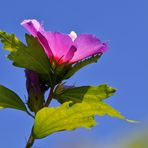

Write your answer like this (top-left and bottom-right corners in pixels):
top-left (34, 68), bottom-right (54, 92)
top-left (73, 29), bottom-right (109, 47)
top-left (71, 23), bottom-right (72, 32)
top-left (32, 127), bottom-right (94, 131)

top-left (25, 69), bottom-right (48, 113)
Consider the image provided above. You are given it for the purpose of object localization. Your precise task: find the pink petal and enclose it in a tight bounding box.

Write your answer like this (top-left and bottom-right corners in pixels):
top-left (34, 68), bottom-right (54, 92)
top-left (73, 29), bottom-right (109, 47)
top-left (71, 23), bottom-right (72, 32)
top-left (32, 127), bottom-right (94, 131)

top-left (21, 19), bottom-right (42, 37)
top-left (21, 20), bottom-right (108, 64)
top-left (21, 19), bottom-right (53, 58)
top-left (70, 34), bottom-right (108, 63)
top-left (45, 32), bottom-right (73, 62)
top-left (64, 45), bottom-right (77, 63)
top-left (36, 32), bottom-right (53, 58)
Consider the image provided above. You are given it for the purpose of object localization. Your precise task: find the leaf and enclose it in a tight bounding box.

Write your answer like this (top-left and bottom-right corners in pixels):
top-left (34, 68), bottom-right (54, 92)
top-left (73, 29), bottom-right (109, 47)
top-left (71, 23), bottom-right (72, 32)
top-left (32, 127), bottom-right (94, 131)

top-left (0, 31), bottom-right (23, 52)
top-left (0, 31), bottom-right (51, 75)
top-left (33, 101), bottom-right (125, 139)
top-left (64, 54), bottom-right (101, 79)
top-left (0, 85), bottom-right (27, 112)
top-left (55, 84), bottom-right (116, 104)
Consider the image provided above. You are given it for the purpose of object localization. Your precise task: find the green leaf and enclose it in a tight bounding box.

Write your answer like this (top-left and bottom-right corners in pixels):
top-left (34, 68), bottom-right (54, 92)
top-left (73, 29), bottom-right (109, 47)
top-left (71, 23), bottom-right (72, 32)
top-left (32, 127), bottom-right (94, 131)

top-left (0, 85), bottom-right (27, 112)
top-left (33, 101), bottom-right (125, 139)
top-left (0, 31), bottom-right (23, 52)
top-left (0, 31), bottom-right (51, 75)
top-left (64, 54), bottom-right (101, 79)
top-left (55, 84), bottom-right (116, 104)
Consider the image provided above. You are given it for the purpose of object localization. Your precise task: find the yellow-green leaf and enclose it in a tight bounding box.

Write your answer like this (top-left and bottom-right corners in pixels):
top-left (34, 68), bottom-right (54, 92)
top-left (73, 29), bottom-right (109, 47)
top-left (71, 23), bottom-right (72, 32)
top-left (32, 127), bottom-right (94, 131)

top-left (33, 101), bottom-right (124, 139)
top-left (55, 84), bottom-right (116, 104)
top-left (0, 31), bottom-right (23, 52)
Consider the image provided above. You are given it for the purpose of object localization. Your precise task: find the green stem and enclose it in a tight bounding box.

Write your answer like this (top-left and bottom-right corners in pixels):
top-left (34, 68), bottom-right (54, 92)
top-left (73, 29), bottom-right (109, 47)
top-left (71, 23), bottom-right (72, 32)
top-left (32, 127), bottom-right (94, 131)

top-left (25, 128), bottom-right (35, 148)
top-left (26, 84), bottom-right (55, 147)
top-left (44, 85), bottom-right (55, 107)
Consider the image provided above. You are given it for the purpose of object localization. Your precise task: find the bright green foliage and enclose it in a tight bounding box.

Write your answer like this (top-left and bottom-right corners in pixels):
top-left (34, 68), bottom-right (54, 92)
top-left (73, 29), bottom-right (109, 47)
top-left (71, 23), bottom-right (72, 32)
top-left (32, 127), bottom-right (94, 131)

top-left (55, 84), bottom-right (116, 104)
top-left (33, 101), bottom-right (125, 139)
top-left (64, 54), bottom-right (101, 79)
top-left (0, 30), bottom-right (131, 146)
top-left (0, 85), bottom-right (27, 112)
top-left (0, 31), bottom-right (51, 75)
top-left (0, 31), bottom-right (23, 52)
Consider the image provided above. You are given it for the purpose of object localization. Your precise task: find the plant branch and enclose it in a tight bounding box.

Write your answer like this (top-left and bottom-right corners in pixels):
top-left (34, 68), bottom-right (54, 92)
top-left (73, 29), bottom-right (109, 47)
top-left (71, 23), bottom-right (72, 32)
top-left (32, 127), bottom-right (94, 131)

top-left (44, 85), bottom-right (55, 107)
top-left (25, 127), bottom-right (35, 148)
top-left (25, 77), bottom-right (55, 147)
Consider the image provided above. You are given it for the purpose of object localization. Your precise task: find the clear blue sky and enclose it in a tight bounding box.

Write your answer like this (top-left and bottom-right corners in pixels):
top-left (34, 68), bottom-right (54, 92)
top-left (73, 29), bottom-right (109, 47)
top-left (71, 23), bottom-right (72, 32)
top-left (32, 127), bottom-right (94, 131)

top-left (0, 0), bottom-right (148, 147)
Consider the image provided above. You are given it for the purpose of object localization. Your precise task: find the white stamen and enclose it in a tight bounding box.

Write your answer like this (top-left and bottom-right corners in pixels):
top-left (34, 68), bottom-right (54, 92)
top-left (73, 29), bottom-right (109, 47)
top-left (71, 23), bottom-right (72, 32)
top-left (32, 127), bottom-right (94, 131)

top-left (69, 31), bottom-right (77, 41)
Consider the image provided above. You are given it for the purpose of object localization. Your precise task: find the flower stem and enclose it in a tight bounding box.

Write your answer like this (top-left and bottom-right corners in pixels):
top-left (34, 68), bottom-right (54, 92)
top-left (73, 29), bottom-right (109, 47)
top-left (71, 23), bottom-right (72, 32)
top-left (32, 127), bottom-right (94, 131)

top-left (26, 85), bottom-right (55, 147)
top-left (44, 86), bottom-right (55, 107)
top-left (25, 128), bottom-right (35, 148)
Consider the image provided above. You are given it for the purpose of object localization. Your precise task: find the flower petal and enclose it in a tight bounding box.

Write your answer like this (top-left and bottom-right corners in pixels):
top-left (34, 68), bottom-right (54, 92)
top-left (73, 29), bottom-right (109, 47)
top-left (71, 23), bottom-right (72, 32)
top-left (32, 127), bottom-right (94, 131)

top-left (45, 32), bottom-right (73, 62)
top-left (21, 19), bottom-right (42, 37)
top-left (69, 31), bottom-right (77, 41)
top-left (65, 45), bottom-right (77, 63)
top-left (36, 32), bottom-right (53, 58)
top-left (71, 34), bottom-right (108, 63)
top-left (21, 19), bottom-right (53, 58)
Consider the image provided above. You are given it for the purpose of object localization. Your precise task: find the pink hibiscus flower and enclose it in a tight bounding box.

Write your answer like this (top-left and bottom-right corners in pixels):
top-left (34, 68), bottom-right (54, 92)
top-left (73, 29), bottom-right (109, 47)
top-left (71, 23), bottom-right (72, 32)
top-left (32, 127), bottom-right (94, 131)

top-left (21, 19), bottom-right (108, 64)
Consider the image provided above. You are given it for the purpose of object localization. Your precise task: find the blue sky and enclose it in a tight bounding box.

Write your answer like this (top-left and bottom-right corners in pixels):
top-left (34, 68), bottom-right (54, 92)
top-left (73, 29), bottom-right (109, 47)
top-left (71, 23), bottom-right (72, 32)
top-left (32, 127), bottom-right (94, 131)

top-left (0, 0), bottom-right (148, 147)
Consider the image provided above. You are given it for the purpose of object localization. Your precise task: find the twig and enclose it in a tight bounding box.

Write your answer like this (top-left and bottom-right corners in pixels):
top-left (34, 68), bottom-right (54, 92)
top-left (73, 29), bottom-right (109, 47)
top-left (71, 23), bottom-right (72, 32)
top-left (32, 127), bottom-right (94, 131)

top-left (44, 86), bottom-right (55, 107)
top-left (25, 128), bottom-right (35, 148)
top-left (25, 79), bottom-right (55, 147)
